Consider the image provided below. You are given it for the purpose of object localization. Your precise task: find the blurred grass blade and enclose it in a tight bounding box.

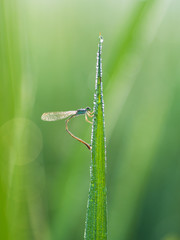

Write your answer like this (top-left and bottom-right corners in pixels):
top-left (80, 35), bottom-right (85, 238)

top-left (107, 0), bottom-right (156, 79)
top-left (84, 35), bottom-right (107, 240)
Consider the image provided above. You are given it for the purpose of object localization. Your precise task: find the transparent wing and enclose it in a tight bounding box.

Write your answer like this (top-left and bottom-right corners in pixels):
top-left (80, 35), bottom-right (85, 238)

top-left (41, 111), bottom-right (77, 121)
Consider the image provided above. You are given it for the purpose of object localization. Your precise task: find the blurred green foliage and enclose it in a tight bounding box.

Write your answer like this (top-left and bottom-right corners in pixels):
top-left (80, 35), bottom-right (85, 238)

top-left (1, 0), bottom-right (180, 240)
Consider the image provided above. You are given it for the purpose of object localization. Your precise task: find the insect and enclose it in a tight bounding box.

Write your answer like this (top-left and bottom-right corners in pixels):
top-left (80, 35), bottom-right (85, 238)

top-left (41, 107), bottom-right (93, 150)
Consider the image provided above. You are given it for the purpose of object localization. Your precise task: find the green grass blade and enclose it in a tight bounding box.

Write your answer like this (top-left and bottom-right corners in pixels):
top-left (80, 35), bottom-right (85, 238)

top-left (84, 35), bottom-right (107, 240)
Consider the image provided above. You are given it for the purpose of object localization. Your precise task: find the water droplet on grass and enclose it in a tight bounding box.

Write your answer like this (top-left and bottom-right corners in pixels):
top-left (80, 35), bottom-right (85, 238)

top-left (100, 36), bottom-right (104, 43)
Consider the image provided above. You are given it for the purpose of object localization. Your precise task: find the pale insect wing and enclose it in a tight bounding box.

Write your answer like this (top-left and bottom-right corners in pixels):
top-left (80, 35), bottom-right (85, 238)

top-left (41, 111), bottom-right (77, 121)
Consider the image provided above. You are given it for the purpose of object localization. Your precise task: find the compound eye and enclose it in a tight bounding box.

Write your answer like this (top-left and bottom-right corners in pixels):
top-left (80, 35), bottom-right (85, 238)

top-left (86, 107), bottom-right (91, 111)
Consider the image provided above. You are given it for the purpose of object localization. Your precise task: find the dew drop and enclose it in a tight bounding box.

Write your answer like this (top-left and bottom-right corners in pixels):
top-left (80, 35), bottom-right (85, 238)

top-left (99, 36), bottom-right (104, 43)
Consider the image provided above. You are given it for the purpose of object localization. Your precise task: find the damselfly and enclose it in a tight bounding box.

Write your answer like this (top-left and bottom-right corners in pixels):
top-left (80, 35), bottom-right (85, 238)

top-left (41, 107), bottom-right (93, 150)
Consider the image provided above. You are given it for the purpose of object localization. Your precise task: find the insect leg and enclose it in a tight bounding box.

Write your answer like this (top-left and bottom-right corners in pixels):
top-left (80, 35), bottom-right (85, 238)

top-left (85, 113), bottom-right (93, 124)
top-left (87, 111), bottom-right (94, 118)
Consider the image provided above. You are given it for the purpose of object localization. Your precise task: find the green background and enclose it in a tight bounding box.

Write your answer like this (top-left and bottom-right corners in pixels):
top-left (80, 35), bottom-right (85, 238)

top-left (1, 0), bottom-right (180, 239)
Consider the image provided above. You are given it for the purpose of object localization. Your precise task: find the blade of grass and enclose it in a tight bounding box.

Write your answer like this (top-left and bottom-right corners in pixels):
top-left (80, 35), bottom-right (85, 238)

top-left (84, 35), bottom-right (107, 240)
top-left (105, 0), bottom-right (172, 141)
top-left (107, 0), bottom-right (156, 79)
